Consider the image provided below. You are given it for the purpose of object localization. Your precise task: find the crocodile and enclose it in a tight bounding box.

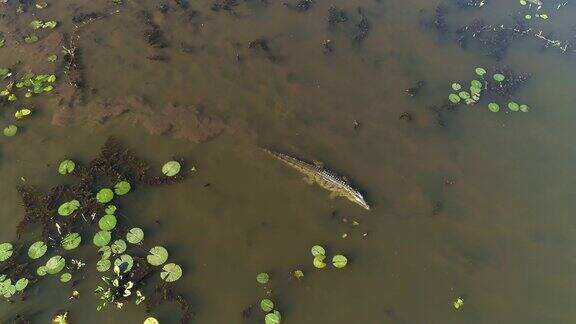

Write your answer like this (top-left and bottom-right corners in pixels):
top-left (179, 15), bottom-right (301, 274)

top-left (263, 149), bottom-right (370, 210)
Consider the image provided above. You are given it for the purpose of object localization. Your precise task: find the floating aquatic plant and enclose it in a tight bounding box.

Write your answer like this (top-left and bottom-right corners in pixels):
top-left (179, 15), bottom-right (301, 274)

top-left (493, 73), bottom-right (505, 82)
top-left (144, 318), bottom-right (159, 324)
top-left (114, 254), bottom-right (134, 273)
top-left (313, 255), bottom-right (327, 269)
top-left (332, 255), bottom-right (348, 268)
top-left (448, 93), bottom-right (461, 104)
top-left (60, 273), bottom-right (72, 283)
top-left (58, 200), bottom-right (80, 216)
top-left (15, 108), bottom-right (32, 119)
top-left (99, 214), bottom-right (117, 231)
top-left (97, 259), bottom-right (112, 272)
top-left (453, 296), bottom-right (464, 309)
top-left (160, 263), bottom-right (182, 282)
top-left (293, 270), bottom-right (304, 279)
top-left (126, 227), bottom-right (144, 244)
top-left (61, 233), bottom-right (82, 250)
top-left (488, 102), bottom-right (500, 112)
top-left (162, 161), bottom-right (181, 177)
top-left (147, 246), bottom-right (168, 266)
top-left (265, 311), bottom-right (282, 324)
top-left (105, 205), bottom-right (117, 215)
top-left (451, 83), bottom-right (461, 91)
top-left (58, 160), bottom-right (76, 175)
top-left (3, 125), bottom-right (18, 137)
top-left (311, 245), bottom-right (325, 257)
top-left (256, 272), bottom-right (270, 284)
top-left (37, 266), bottom-right (48, 276)
top-left (0, 243), bottom-right (13, 262)
top-left (111, 239), bottom-right (127, 254)
top-left (508, 102), bottom-right (520, 112)
top-left (45, 255), bottom-right (66, 274)
top-left (93, 231), bottom-right (112, 247)
top-left (114, 181), bottom-right (131, 195)
top-left (96, 188), bottom-right (114, 203)
top-left (475, 67), bottom-right (486, 76)
top-left (261, 298), bottom-right (274, 312)
top-left (28, 241), bottom-right (47, 259)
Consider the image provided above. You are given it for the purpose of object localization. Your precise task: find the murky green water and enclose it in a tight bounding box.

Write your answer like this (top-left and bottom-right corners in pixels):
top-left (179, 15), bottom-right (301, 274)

top-left (1, 0), bottom-right (576, 323)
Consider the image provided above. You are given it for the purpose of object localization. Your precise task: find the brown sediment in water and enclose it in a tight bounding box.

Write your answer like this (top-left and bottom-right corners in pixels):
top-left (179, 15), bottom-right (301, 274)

top-left (51, 96), bottom-right (226, 143)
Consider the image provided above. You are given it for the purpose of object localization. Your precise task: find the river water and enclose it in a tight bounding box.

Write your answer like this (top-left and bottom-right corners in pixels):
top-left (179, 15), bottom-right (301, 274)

top-left (1, 0), bottom-right (576, 323)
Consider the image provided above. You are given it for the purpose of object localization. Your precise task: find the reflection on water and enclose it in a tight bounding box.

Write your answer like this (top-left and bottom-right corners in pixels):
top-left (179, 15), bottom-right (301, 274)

top-left (1, 0), bottom-right (576, 323)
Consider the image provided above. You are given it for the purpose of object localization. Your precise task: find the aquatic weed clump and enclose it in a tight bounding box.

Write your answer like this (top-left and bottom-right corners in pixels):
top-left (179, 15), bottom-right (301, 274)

top-left (2, 138), bottom-right (193, 322)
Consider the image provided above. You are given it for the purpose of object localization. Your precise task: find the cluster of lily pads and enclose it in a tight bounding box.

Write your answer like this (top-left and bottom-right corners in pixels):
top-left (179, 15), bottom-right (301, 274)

top-left (519, 0), bottom-right (549, 21)
top-left (1, 70), bottom-right (58, 137)
top-left (448, 67), bottom-right (531, 113)
top-left (311, 245), bottom-right (348, 269)
top-left (24, 19), bottom-right (57, 44)
top-left (256, 272), bottom-right (283, 324)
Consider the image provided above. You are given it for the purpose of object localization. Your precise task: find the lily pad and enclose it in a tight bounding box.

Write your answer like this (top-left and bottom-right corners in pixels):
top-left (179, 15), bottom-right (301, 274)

top-left (144, 318), bottom-right (160, 324)
top-left (493, 73), bottom-right (505, 82)
top-left (15, 108), bottom-right (32, 119)
top-left (508, 102), bottom-right (520, 112)
top-left (60, 273), bottom-right (72, 283)
top-left (448, 94), bottom-right (461, 104)
top-left (256, 272), bottom-right (269, 284)
top-left (96, 259), bottom-right (111, 272)
top-left (458, 91), bottom-right (470, 99)
top-left (311, 245), bottom-right (325, 257)
top-left (488, 102), bottom-right (500, 112)
top-left (93, 231), bottom-right (112, 247)
top-left (332, 255), bottom-right (348, 268)
top-left (475, 67), bottom-right (486, 76)
top-left (0, 243), bottom-right (14, 261)
top-left (37, 266), bottom-right (47, 276)
top-left (47, 54), bottom-right (58, 62)
top-left (58, 160), bottom-right (75, 175)
top-left (61, 233), bottom-right (81, 250)
top-left (293, 270), bottom-right (304, 279)
top-left (454, 297), bottom-right (464, 309)
top-left (162, 161), bottom-right (181, 177)
top-left (161, 263), bottom-right (182, 282)
top-left (99, 246), bottom-right (112, 260)
top-left (28, 241), bottom-right (48, 259)
top-left (470, 80), bottom-right (482, 89)
top-left (58, 200), bottom-right (80, 216)
top-left (519, 104), bottom-right (530, 112)
top-left (313, 255), bottom-right (327, 269)
top-left (260, 298), bottom-right (274, 312)
top-left (265, 311), bottom-right (282, 324)
top-left (15, 278), bottom-right (29, 291)
top-left (3, 125), bottom-right (18, 137)
top-left (30, 20), bottom-right (44, 30)
top-left (126, 227), bottom-right (144, 244)
top-left (111, 239), bottom-right (127, 254)
top-left (147, 246), bottom-right (169, 266)
top-left (114, 181), bottom-right (131, 195)
top-left (451, 83), bottom-right (461, 91)
top-left (45, 256), bottom-right (65, 274)
top-left (96, 188), bottom-right (114, 203)
top-left (105, 205), bottom-right (117, 215)
top-left (114, 254), bottom-right (134, 273)
top-left (98, 214), bottom-right (117, 231)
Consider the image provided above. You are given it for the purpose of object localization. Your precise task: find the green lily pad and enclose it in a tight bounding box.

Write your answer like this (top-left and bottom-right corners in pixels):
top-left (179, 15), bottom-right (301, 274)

top-left (114, 181), bottom-right (131, 195)
top-left (98, 214), bottom-right (117, 231)
top-left (3, 125), bottom-right (18, 137)
top-left (313, 255), bottom-right (327, 269)
top-left (256, 272), bottom-right (269, 284)
top-left (448, 93), bottom-right (461, 104)
top-left (311, 245), bottom-right (326, 257)
top-left (488, 102), bottom-right (500, 112)
top-left (45, 256), bottom-right (65, 274)
top-left (470, 80), bottom-right (482, 89)
top-left (28, 241), bottom-right (48, 259)
top-left (293, 269), bottom-right (304, 279)
top-left (458, 91), bottom-right (470, 99)
top-left (105, 205), bottom-right (117, 215)
top-left (96, 188), bottom-right (114, 203)
top-left (114, 254), bottom-right (134, 273)
top-left (451, 83), bottom-right (461, 91)
top-left (36, 266), bottom-right (47, 276)
top-left (508, 102), bottom-right (520, 112)
top-left (144, 318), bottom-right (160, 324)
top-left (24, 35), bottom-right (39, 44)
top-left (96, 259), bottom-right (111, 272)
top-left (93, 231), bottom-right (112, 247)
top-left (470, 85), bottom-right (481, 95)
top-left (47, 54), bottom-right (58, 62)
top-left (58, 160), bottom-right (75, 175)
top-left (332, 255), bottom-right (348, 268)
top-left (58, 200), bottom-right (80, 216)
top-left (0, 243), bottom-right (14, 262)
top-left (162, 161), bottom-right (181, 177)
top-left (60, 273), bottom-right (72, 283)
top-left (493, 73), bottom-right (505, 82)
top-left (30, 20), bottom-right (44, 30)
top-left (15, 278), bottom-right (29, 291)
top-left (61, 233), bottom-right (81, 250)
top-left (15, 108), bottom-right (32, 119)
top-left (160, 263), bottom-right (182, 282)
top-left (111, 239), bottom-right (127, 254)
top-left (525, 14), bottom-right (532, 20)
top-left (99, 246), bottom-right (112, 260)
top-left (265, 311), bottom-right (282, 324)
top-left (43, 21), bottom-right (58, 29)
top-left (126, 227), bottom-right (144, 244)
top-left (519, 104), bottom-right (530, 112)
top-left (475, 67), bottom-right (486, 76)
top-left (260, 298), bottom-right (274, 312)
top-left (454, 297), bottom-right (464, 309)
top-left (519, 0), bottom-right (527, 5)
top-left (147, 246), bottom-right (169, 266)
